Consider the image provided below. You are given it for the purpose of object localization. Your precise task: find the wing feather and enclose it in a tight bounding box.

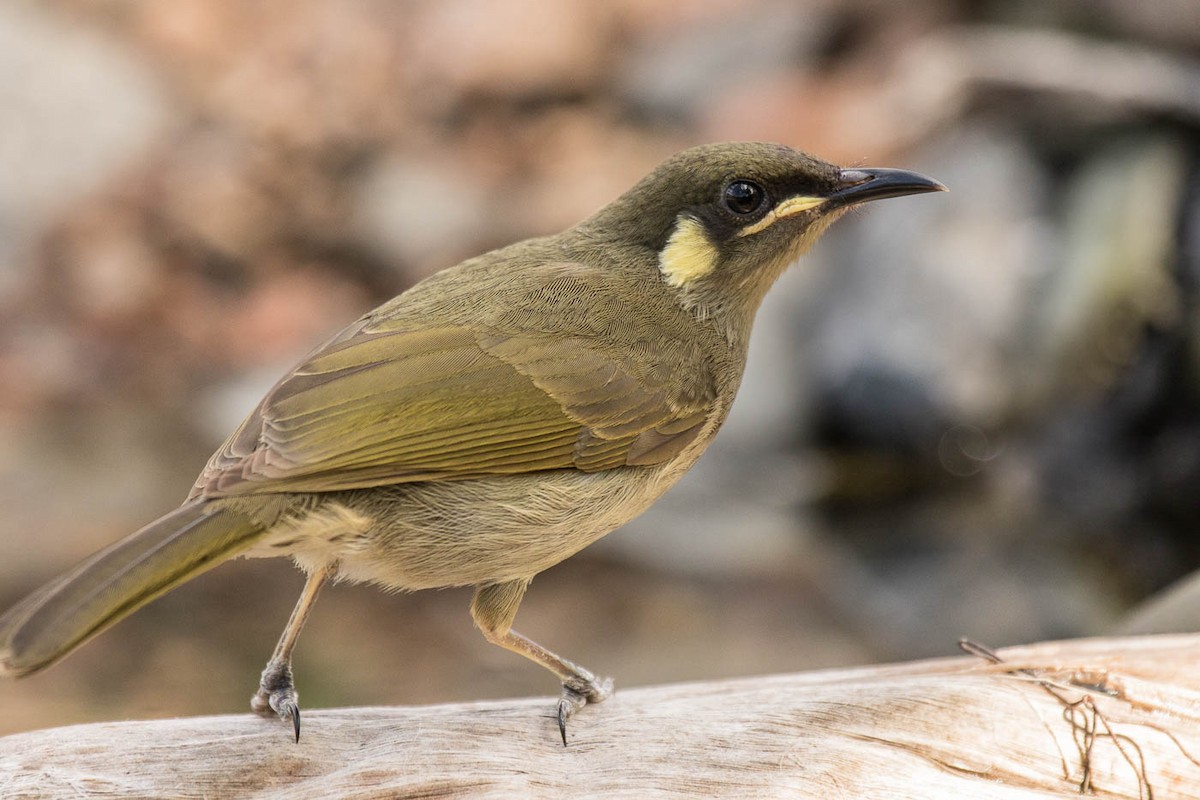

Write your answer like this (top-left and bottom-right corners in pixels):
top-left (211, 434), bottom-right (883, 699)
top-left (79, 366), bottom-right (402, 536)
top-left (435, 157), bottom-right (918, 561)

top-left (191, 278), bottom-right (716, 499)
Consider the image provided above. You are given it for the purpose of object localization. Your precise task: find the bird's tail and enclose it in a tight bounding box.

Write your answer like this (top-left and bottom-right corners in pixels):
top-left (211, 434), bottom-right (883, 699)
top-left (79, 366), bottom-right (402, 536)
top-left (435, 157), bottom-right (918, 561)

top-left (0, 500), bottom-right (265, 678)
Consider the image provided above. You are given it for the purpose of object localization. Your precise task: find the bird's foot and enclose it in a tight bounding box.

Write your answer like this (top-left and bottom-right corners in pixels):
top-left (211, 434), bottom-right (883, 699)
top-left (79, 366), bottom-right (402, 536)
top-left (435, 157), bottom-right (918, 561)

top-left (557, 673), bottom-right (613, 746)
top-left (251, 658), bottom-right (302, 742)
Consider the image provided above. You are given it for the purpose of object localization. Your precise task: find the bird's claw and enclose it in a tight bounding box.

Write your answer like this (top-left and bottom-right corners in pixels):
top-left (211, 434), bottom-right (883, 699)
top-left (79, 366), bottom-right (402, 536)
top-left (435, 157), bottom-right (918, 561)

top-left (251, 659), bottom-right (302, 742)
top-left (278, 699), bottom-right (301, 743)
top-left (556, 674), bottom-right (613, 746)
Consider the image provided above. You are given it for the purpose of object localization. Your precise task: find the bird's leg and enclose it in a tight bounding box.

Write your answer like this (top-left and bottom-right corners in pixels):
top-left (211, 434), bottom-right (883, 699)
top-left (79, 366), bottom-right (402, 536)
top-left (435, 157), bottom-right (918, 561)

top-left (251, 562), bottom-right (336, 742)
top-left (471, 580), bottom-right (613, 746)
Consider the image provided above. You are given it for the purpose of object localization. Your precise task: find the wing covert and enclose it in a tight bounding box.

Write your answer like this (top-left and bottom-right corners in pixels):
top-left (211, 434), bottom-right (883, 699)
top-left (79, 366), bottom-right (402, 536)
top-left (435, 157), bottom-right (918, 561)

top-left (191, 320), bottom-right (714, 499)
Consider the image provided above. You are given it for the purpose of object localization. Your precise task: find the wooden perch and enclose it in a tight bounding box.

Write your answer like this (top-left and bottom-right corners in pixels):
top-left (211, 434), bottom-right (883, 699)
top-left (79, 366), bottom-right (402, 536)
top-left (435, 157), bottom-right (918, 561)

top-left (3, 634), bottom-right (1200, 799)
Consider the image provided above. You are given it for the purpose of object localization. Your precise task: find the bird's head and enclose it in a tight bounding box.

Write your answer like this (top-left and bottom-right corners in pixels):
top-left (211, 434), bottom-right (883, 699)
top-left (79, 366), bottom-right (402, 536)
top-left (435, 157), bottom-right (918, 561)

top-left (584, 142), bottom-right (945, 334)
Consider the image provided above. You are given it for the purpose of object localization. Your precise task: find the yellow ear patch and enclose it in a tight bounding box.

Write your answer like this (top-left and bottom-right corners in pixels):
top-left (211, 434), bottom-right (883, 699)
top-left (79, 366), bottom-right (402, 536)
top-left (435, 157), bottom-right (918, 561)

top-left (660, 216), bottom-right (718, 287)
top-left (735, 195), bottom-right (825, 238)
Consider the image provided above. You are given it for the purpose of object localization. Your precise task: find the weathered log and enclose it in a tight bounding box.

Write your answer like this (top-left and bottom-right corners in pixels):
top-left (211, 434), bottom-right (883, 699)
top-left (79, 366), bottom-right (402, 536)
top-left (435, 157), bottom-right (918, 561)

top-left (2, 634), bottom-right (1199, 799)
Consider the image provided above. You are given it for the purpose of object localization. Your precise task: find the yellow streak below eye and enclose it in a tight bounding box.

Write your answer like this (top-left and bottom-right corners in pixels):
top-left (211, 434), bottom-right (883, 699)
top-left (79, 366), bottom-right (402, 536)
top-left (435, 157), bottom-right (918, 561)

top-left (659, 216), bottom-right (718, 287)
top-left (735, 195), bottom-right (826, 238)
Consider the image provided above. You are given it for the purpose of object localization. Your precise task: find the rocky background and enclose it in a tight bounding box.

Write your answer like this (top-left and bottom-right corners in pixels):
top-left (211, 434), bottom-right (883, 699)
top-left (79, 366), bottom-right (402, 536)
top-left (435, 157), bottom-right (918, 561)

top-left (1, 0), bottom-right (1198, 737)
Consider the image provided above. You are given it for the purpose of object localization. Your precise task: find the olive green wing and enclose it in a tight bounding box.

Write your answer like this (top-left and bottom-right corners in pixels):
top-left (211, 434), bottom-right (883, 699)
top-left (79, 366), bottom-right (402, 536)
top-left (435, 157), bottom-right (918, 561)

top-left (191, 324), bottom-right (712, 498)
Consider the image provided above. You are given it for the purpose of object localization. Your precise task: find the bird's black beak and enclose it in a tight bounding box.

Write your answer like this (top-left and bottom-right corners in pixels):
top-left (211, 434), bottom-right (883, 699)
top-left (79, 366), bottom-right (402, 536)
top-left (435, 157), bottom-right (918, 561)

top-left (828, 167), bottom-right (947, 208)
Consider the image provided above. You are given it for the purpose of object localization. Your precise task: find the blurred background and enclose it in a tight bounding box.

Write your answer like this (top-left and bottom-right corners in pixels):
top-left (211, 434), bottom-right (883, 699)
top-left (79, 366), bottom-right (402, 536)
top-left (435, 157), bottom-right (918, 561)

top-left (2, 0), bottom-right (1199, 737)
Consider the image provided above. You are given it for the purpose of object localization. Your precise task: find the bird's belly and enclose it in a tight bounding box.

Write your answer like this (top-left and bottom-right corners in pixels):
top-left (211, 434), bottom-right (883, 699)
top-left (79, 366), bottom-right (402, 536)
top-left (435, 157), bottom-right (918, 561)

top-left (256, 464), bottom-right (687, 590)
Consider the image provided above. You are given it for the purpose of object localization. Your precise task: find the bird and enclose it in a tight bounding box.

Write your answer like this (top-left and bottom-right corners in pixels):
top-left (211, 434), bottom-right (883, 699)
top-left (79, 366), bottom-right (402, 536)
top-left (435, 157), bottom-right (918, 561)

top-left (0, 142), bottom-right (945, 745)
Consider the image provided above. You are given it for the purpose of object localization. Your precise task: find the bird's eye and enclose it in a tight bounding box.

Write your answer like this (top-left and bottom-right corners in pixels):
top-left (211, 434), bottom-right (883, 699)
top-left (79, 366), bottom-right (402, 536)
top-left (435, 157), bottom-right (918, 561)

top-left (722, 180), bottom-right (767, 215)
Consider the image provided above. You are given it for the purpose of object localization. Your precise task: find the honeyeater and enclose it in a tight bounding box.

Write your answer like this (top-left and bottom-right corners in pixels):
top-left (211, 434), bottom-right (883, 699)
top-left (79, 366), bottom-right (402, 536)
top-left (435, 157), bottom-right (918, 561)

top-left (0, 142), bottom-right (944, 745)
